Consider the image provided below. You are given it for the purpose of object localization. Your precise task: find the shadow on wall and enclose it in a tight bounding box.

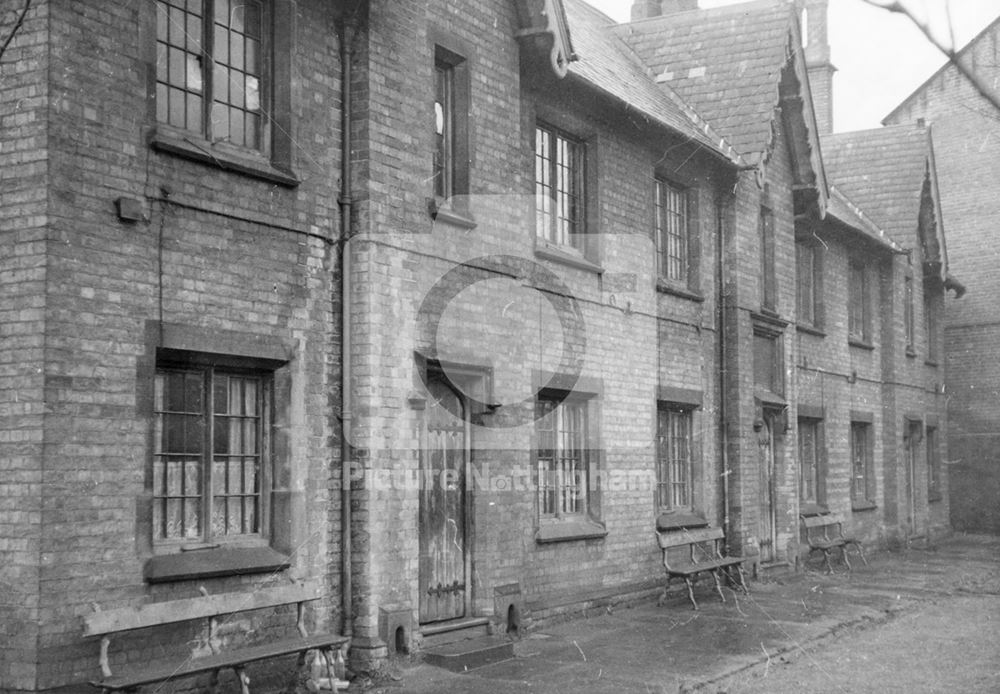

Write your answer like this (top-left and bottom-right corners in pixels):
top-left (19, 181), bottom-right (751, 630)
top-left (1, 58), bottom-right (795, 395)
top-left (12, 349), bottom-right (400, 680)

top-left (949, 463), bottom-right (1000, 534)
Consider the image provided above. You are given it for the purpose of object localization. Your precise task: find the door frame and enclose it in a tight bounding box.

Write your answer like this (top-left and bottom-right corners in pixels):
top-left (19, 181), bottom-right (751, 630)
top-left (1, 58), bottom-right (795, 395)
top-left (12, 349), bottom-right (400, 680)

top-left (756, 411), bottom-right (780, 563)
top-left (418, 365), bottom-right (482, 624)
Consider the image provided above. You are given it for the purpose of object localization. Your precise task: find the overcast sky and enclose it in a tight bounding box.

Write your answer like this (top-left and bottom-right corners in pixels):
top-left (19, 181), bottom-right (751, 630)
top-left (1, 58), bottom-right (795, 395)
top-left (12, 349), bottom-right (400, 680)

top-left (582, 0), bottom-right (999, 133)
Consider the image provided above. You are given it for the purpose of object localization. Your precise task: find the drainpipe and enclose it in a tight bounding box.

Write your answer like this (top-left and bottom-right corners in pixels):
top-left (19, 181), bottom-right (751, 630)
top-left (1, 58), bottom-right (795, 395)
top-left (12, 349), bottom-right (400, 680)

top-left (716, 185), bottom-right (731, 553)
top-left (339, 11), bottom-right (356, 640)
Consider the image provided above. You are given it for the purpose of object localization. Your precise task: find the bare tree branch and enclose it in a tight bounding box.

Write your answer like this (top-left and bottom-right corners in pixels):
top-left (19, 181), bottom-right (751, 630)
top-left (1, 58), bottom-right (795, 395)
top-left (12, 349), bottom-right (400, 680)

top-left (860, 0), bottom-right (1000, 114)
top-left (0, 0), bottom-right (31, 65)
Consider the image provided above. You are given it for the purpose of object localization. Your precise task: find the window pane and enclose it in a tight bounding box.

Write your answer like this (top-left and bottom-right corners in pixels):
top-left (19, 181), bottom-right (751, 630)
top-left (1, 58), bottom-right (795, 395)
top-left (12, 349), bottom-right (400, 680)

top-left (656, 180), bottom-right (687, 282)
top-left (799, 420), bottom-right (818, 502)
top-left (535, 125), bottom-right (582, 248)
top-left (760, 208), bottom-right (776, 310)
top-left (537, 397), bottom-right (586, 517)
top-left (211, 374), bottom-right (262, 537)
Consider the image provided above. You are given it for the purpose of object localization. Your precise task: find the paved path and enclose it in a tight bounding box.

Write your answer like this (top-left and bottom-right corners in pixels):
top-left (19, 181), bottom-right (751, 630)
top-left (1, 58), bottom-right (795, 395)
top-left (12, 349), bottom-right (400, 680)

top-left (355, 534), bottom-right (1000, 694)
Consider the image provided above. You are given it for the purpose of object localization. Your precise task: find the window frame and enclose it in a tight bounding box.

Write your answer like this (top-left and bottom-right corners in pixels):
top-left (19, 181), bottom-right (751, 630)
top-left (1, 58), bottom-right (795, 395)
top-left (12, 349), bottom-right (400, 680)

top-left (430, 40), bottom-right (471, 210)
top-left (532, 380), bottom-right (606, 543)
top-left (654, 177), bottom-right (690, 285)
top-left (656, 405), bottom-right (695, 512)
top-left (796, 240), bottom-right (823, 330)
top-left (152, 357), bottom-right (274, 550)
top-left (848, 259), bottom-right (872, 345)
top-left (536, 394), bottom-right (590, 520)
top-left (904, 273), bottom-right (916, 355)
top-left (759, 200), bottom-right (777, 313)
top-left (535, 122), bottom-right (586, 252)
top-left (850, 420), bottom-right (877, 510)
top-left (924, 290), bottom-right (939, 364)
top-left (146, 0), bottom-right (297, 186)
top-left (926, 425), bottom-right (941, 501)
top-left (753, 329), bottom-right (785, 400)
top-left (798, 417), bottom-right (825, 508)
top-left (156, 0), bottom-right (271, 153)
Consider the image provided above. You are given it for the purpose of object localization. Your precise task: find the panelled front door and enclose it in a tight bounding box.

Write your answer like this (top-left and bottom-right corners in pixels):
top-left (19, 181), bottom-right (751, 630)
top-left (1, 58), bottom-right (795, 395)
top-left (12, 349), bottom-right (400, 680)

top-left (419, 375), bottom-right (469, 623)
top-left (757, 415), bottom-right (778, 563)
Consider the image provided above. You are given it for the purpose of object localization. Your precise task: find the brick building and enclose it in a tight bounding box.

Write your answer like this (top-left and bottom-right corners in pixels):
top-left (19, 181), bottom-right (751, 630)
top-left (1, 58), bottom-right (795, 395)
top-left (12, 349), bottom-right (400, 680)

top-left (883, 16), bottom-right (1000, 534)
top-left (0, 0), bottom-right (962, 691)
top-left (0, 1), bottom-right (347, 690)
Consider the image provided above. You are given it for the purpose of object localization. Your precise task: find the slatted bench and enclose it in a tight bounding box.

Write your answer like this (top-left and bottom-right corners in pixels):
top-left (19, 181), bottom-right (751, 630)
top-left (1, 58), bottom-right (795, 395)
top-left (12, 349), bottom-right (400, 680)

top-left (800, 512), bottom-right (868, 573)
top-left (82, 581), bottom-right (347, 694)
top-left (655, 527), bottom-right (749, 610)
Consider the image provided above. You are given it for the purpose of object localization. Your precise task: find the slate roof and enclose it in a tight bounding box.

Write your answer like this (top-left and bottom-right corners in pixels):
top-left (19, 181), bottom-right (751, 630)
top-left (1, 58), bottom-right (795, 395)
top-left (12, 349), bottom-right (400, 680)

top-left (612, 0), bottom-right (795, 160)
top-left (826, 185), bottom-right (904, 253)
top-left (822, 125), bottom-right (933, 248)
top-left (563, 0), bottom-right (743, 165)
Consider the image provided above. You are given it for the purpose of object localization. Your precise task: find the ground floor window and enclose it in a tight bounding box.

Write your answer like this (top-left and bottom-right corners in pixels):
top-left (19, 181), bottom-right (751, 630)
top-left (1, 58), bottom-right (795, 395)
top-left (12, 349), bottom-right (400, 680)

top-left (926, 426), bottom-right (941, 500)
top-left (153, 361), bottom-right (271, 545)
top-left (798, 417), bottom-right (824, 507)
top-left (536, 396), bottom-right (588, 518)
top-left (656, 407), bottom-right (693, 510)
top-left (851, 421), bottom-right (876, 508)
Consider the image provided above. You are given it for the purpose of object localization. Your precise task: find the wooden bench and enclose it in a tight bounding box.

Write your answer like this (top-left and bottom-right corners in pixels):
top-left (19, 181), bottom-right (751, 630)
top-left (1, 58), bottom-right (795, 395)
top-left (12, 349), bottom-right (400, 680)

top-left (82, 581), bottom-right (347, 694)
top-left (655, 527), bottom-right (749, 610)
top-left (800, 513), bottom-right (868, 573)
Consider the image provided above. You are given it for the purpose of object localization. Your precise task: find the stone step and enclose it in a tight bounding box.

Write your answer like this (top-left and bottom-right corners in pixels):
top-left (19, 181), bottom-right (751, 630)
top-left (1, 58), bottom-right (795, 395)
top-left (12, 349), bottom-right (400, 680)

top-left (420, 617), bottom-right (491, 648)
top-left (421, 634), bottom-right (514, 672)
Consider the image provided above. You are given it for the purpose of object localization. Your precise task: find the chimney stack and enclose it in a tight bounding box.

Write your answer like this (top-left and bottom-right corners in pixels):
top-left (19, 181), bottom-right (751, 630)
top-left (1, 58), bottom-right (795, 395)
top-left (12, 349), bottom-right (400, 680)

top-left (631, 0), bottom-right (697, 21)
top-left (797, 0), bottom-right (836, 134)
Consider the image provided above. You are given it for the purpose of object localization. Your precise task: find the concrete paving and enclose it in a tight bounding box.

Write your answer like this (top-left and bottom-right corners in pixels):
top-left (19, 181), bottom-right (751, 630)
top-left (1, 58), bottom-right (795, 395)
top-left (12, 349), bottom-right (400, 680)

top-left (357, 534), bottom-right (1000, 694)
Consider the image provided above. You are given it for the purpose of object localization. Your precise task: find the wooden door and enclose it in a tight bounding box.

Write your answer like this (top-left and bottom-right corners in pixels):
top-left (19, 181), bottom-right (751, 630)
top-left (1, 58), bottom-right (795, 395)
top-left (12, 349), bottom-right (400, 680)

top-left (419, 376), bottom-right (468, 623)
top-left (757, 416), bottom-right (778, 563)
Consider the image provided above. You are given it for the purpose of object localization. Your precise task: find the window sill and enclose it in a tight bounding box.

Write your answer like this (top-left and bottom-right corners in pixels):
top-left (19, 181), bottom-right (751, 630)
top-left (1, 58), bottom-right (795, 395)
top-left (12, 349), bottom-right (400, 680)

top-left (535, 245), bottom-right (604, 275)
top-left (905, 347), bottom-right (917, 358)
top-left (427, 198), bottom-right (477, 229)
top-left (656, 511), bottom-right (707, 532)
top-left (150, 128), bottom-right (299, 187)
top-left (851, 501), bottom-right (878, 512)
top-left (796, 323), bottom-right (826, 338)
top-left (655, 280), bottom-right (704, 302)
top-left (535, 518), bottom-right (607, 544)
top-left (144, 545), bottom-right (290, 584)
top-left (925, 359), bottom-right (939, 368)
top-left (848, 338), bottom-right (875, 351)
top-left (928, 491), bottom-right (943, 503)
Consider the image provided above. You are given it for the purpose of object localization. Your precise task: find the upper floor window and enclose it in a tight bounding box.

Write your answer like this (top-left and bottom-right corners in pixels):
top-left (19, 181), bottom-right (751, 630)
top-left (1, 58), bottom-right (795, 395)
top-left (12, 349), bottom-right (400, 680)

top-left (655, 178), bottom-right (688, 283)
top-left (153, 363), bottom-right (271, 545)
top-left (796, 241), bottom-right (822, 329)
top-left (432, 44), bottom-right (469, 204)
top-left (760, 203), bottom-right (777, 312)
top-left (904, 274), bottom-right (915, 354)
top-left (848, 259), bottom-right (871, 344)
top-left (656, 406), bottom-right (693, 510)
top-left (753, 331), bottom-right (784, 398)
top-left (433, 61), bottom-right (454, 200)
top-left (925, 293), bottom-right (939, 362)
top-left (535, 124), bottom-right (584, 250)
top-left (156, 0), bottom-right (268, 152)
